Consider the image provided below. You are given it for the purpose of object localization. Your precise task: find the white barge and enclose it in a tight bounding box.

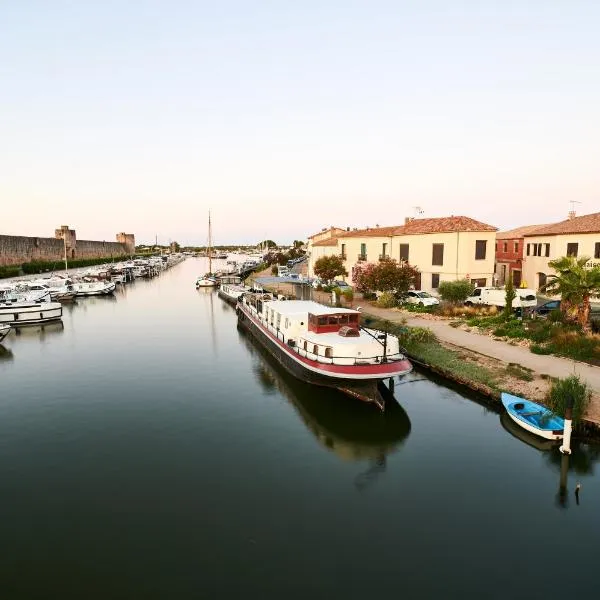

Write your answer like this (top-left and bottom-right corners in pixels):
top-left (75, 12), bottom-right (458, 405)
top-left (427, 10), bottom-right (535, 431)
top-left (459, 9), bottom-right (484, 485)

top-left (237, 294), bottom-right (412, 408)
top-left (0, 301), bottom-right (63, 326)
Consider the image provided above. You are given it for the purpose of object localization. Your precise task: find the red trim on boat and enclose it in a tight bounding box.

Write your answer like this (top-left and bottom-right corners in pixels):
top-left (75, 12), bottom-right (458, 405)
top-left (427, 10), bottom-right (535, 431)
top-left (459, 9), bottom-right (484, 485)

top-left (239, 304), bottom-right (411, 377)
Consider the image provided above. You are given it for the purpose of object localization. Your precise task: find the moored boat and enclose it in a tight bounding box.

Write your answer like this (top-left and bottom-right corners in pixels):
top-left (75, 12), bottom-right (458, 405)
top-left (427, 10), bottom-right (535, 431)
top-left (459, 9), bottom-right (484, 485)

top-left (501, 392), bottom-right (564, 441)
top-left (72, 280), bottom-right (116, 296)
top-left (0, 301), bottom-right (63, 326)
top-left (236, 294), bottom-right (412, 408)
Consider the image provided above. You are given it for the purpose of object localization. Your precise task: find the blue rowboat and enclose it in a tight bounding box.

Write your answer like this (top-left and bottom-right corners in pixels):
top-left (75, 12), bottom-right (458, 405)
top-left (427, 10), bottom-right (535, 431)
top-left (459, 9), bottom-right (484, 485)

top-left (501, 392), bottom-right (564, 441)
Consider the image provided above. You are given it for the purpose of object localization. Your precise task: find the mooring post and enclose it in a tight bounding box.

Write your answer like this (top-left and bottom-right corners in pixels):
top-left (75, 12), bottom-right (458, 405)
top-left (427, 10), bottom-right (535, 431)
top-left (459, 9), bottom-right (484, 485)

top-left (558, 452), bottom-right (569, 508)
top-left (389, 377), bottom-right (395, 393)
top-left (559, 394), bottom-right (574, 455)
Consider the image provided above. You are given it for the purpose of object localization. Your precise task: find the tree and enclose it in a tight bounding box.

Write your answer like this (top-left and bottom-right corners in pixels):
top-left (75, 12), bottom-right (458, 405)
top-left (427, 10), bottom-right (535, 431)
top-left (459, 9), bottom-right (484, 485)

top-left (504, 272), bottom-right (516, 319)
top-left (438, 279), bottom-right (474, 304)
top-left (353, 258), bottom-right (419, 299)
top-left (258, 240), bottom-right (277, 249)
top-left (170, 241), bottom-right (181, 252)
top-left (293, 240), bottom-right (304, 249)
top-left (544, 256), bottom-right (600, 330)
top-left (314, 255), bottom-right (348, 283)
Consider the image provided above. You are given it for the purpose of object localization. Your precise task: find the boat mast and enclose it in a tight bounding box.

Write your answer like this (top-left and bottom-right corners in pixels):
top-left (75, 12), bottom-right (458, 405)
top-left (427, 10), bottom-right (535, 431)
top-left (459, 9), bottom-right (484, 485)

top-left (208, 210), bottom-right (212, 275)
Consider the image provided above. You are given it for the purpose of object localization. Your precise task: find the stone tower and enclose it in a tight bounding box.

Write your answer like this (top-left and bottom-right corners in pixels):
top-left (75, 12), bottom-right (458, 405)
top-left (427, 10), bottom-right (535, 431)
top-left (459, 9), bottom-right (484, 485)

top-left (116, 232), bottom-right (136, 255)
top-left (55, 225), bottom-right (77, 257)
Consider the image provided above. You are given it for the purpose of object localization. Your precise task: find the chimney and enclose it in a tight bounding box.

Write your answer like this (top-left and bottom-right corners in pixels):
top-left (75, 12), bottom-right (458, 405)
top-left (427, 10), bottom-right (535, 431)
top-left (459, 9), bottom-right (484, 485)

top-left (346, 227), bottom-right (350, 231)
top-left (568, 210), bottom-right (576, 220)
top-left (405, 217), bottom-right (414, 224)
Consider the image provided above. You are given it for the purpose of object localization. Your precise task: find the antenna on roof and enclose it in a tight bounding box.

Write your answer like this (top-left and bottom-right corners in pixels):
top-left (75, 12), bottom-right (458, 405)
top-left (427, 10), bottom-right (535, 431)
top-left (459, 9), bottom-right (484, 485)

top-left (413, 206), bottom-right (424, 217)
top-left (568, 200), bottom-right (581, 220)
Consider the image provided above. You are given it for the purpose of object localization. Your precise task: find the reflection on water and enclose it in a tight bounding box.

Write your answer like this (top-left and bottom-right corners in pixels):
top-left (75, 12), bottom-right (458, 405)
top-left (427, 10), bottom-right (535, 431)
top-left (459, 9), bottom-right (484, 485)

top-left (238, 326), bottom-right (411, 462)
top-left (13, 321), bottom-right (64, 338)
top-left (500, 412), bottom-right (557, 452)
top-left (0, 345), bottom-right (14, 361)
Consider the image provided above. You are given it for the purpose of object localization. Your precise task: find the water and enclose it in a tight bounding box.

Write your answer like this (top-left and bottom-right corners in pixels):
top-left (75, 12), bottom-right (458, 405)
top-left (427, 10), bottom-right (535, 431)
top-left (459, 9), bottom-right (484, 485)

top-left (1, 258), bottom-right (598, 599)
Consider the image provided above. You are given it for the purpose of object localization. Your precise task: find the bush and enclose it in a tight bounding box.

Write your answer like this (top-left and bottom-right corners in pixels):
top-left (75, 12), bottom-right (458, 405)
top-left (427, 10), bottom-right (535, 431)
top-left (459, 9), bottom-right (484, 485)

top-left (271, 265), bottom-right (278, 275)
top-left (548, 309), bottom-right (565, 323)
top-left (399, 326), bottom-right (437, 345)
top-left (438, 279), bottom-right (474, 304)
top-left (362, 292), bottom-right (377, 301)
top-left (376, 292), bottom-right (397, 308)
top-left (493, 320), bottom-right (526, 339)
top-left (531, 344), bottom-right (552, 355)
top-left (547, 375), bottom-right (591, 424)
top-left (342, 289), bottom-right (354, 303)
top-left (0, 265), bottom-right (21, 279)
top-left (401, 303), bottom-right (434, 313)
top-left (547, 331), bottom-right (600, 362)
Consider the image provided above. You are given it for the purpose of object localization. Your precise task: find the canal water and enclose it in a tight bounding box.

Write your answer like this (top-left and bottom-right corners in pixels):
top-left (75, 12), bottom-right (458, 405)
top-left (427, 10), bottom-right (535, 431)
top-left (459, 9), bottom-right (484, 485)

top-left (1, 258), bottom-right (598, 599)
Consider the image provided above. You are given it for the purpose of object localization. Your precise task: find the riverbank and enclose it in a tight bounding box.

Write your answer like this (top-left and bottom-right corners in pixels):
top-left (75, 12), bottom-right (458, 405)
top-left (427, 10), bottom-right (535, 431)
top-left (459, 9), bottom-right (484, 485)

top-left (249, 270), bottom-right (600, 436)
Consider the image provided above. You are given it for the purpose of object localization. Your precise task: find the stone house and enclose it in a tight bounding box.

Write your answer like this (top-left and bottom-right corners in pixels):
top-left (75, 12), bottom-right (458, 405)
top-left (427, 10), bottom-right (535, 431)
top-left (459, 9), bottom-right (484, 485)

top-left (495, 224), bottom-right (546, 287)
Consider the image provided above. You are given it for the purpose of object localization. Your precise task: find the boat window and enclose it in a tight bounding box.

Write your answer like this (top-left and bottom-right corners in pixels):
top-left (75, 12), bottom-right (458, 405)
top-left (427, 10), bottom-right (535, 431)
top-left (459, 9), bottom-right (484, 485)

top-left (276, 314), bottom-right (281, 329)
top-left (303, 340), bottom-right (308, 351)
top-left (339, 315), bottom-right (349, 325)
top-left (349, 314), bottom-right (359, 325)
top-left (285, 318), bottom-right (289, 328)
top-left (328, 315), bottom-right (339, 325)
top-left (325, 347), bottom-right (332, 358)
top-left (318, 316), bottom-right (327, 326)
top-left (313, 345), bottom-right (319, 355)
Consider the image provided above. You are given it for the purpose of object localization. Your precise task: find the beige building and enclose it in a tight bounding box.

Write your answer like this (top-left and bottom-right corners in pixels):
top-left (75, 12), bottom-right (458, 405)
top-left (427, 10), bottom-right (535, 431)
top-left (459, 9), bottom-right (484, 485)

top-left (308, 216), bottom-right (497, 293)
top-left (522, 212), bottom-right (600, 290)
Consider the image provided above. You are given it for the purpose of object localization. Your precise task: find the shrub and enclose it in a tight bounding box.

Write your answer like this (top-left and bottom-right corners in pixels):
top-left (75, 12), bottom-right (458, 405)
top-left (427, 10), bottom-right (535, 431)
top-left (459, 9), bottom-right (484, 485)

top-left (362, 292), bottom-right (377, 301)
top-left (548, 331), bottom-right (600, 362)
top-left (547, 375), bottom-right (592, 424)
top-left (530, 344), bottom-right (552, 355)
top-left (342, 289), bottom-right (354, 303)
top-left (0, 265), bottom-right (21, 279)
top-left (493, 320), bottom-right (526, 339)
top-left (271, 265), bottom-right (278, 275)
top-left (401, 302), bottom-right (434, 313)
top-left (548, 309), bottom-right (564, 323)
top-left (376, 292), bottom-right (397, 308)
top-left (399, 326), bottom-right (437, 345)
top-left (438, 279), bottom-right (474, 304)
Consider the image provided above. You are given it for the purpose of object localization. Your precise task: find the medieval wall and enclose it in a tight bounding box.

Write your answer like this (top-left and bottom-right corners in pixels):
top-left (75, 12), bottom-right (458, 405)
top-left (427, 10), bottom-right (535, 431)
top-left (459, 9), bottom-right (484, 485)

top-left (0, 226), bottom-right (135, 267)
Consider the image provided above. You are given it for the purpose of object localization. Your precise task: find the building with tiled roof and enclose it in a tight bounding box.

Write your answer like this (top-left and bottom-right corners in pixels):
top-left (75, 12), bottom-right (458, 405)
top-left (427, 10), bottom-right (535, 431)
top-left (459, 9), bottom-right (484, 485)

top-left (307, 215), bottom-right (498, 293)
top-left (521, 212), bottom-right (600, 290)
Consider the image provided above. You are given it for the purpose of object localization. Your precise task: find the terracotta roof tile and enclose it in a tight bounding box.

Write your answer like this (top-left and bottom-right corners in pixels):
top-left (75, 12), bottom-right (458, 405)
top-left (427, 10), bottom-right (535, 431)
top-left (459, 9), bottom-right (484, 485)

top-left (523, 212), bottom-right (600, 236)
top-left (312, 237), bottom-right (339, 247)
top-left (395, 216), bottom-right (497, 235)
top-left (338, 226), bottom-right (398, 238)
top-left (496, 224), bottom-right (548, 239)
top-left (307, 226), bottom-right (345, 240)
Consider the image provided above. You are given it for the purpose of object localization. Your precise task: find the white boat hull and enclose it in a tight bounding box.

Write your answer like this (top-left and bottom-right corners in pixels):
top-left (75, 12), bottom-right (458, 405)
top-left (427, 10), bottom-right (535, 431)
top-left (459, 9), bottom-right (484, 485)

top-left (0, 302), bottom-right (63, 326)
top-left (506, 410), bottom-right (563, 441)
top-left (0, 324), bottom-right (11, 343)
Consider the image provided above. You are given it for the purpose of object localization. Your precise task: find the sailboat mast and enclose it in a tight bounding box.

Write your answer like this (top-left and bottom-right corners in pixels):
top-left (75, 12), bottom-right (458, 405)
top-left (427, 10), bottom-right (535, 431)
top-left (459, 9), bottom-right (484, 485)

top-left (208, 210), bottom-right (212, 275)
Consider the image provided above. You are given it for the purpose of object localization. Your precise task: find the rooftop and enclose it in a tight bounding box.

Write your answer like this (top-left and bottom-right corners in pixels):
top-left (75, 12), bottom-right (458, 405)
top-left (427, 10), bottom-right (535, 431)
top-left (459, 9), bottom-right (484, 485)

top-left (496, 224), bottom-right (548, 239)
top-left (312, 238), bottom-right (339, 247)
top-left (268, 300), bottom-right (358, 316)
top-left (524, 212), bottom-right (600, 236)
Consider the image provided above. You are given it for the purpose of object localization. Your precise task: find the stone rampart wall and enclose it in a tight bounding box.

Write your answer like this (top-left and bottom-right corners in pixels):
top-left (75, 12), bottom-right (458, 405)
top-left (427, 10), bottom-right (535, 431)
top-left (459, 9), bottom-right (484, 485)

top-left (0, 235), bottom-right (130, 266)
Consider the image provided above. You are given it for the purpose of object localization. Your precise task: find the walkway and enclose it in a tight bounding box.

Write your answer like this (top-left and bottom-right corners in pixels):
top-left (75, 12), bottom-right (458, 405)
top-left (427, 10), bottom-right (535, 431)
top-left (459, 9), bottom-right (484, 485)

top-left (364, 304), bottom-right (600, 395)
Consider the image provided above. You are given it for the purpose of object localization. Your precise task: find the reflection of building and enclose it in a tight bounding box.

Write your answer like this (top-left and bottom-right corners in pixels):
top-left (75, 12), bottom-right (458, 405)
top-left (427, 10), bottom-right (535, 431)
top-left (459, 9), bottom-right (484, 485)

top-left (495, 224), bottom-right (546, 286)
top-left (522, 212), bottom-right (600, 291)
top-left (238, 328), bottom-right (411, 461)
top-left (307, 216), bottom-right (497, 293)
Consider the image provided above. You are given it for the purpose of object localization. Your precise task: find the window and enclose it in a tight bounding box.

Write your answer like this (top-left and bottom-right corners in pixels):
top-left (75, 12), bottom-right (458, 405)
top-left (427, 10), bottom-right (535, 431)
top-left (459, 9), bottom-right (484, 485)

top-left (503, 242), bottom-right (508, 253)
top-left (567, 243), bottom-right (578, 257)
top-left (527, 243), bottom-right (531, 256)
top-left (382, 242), bottom-right (387, 257)
top-left (360, 243), bottom-right (366, 258)
top-left (341, 243), bottom-right (346, 258)
top-left (472, 288), bottom-right (481, 297)
top-left (399, 244), bottom-right (409, 262)
top-left (432, 244), bottom-right (444, 266)
top-left (471, 278), bottom-right (487, 287)
top-left (595, 242), bottom-right (600, 259)
top-left (475, 240), bottom-right (487, 260)
top-left (431, 273), bottom-right (440, 289)
top-left (545, 243), bottom-right (550, 257)
top-left (514, 242), bottom-right (519, 253)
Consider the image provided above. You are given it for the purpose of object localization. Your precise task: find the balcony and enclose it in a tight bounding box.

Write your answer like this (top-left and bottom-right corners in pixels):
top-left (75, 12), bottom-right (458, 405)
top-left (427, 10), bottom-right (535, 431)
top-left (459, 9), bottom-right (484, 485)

top-left (357, 254), bottom-right (367, 262)
top-left (378, 254), bottom-right (390, 261)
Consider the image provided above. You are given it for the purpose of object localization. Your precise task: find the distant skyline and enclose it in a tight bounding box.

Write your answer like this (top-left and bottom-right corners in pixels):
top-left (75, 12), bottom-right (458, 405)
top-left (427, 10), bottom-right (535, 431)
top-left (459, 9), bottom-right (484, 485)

top-left (2, 1), bottom-right (599, 246)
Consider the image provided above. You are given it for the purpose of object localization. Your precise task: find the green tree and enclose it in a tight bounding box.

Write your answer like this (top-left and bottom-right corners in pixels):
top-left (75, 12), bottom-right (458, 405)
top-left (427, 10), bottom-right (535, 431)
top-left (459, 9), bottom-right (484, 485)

top-left (544, 256), bottom-right (600, 330)
top-left (258, 240), bottom-right (277, 249)
top-left (504, 272), bottom-right (516, 319)
top-left (293, 240), bottom-right (304, 249)
top-left (353, 258), bottom-right (419, 300)
top-left (170, 241), bottom-right (181, 252)
top-left (314, 255), bottom-right (348, 283)
top-left (438, 279), bottom-right (474, 304)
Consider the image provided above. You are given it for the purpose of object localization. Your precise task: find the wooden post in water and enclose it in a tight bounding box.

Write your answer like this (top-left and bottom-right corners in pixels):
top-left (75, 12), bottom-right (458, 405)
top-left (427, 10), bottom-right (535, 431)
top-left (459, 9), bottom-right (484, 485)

top-left (560, 394), bottom-right (574, 455)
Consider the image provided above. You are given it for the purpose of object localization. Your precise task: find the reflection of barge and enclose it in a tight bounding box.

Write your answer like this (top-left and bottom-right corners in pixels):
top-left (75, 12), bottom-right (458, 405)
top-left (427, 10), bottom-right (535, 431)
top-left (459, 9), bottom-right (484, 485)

top-left (238, 327), bottom-right (411, 461)
top-left (237, 293), bottom-right (412, 408)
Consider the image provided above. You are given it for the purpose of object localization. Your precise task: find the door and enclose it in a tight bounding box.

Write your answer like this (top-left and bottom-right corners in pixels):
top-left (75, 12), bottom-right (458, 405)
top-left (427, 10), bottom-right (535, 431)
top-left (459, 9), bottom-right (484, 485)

top-left (512, 269), bottom-right (521, 288)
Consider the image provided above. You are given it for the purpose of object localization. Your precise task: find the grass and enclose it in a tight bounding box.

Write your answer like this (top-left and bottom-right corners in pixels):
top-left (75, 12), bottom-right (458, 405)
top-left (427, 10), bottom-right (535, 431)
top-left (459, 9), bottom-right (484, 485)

top-left (547, 375), bottom-right (592, 425)
top-left (504, 363), bottom-right (534, 382)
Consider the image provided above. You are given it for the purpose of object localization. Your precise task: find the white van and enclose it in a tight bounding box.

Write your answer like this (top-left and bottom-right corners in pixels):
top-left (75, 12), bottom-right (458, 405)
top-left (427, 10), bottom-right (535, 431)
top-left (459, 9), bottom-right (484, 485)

top-left (277, 266), bottom-right (290, 277)
top-left (465, 287), bottom-right (537, 309)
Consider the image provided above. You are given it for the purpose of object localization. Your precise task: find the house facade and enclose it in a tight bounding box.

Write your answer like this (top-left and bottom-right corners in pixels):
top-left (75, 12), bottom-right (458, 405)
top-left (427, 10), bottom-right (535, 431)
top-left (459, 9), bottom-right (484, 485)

top-left (495, 224), bottom-right (545, 287)
top-left (521, 212), bottom-right (600, 290)
top-left (308, 216), bottom-right (497, 293)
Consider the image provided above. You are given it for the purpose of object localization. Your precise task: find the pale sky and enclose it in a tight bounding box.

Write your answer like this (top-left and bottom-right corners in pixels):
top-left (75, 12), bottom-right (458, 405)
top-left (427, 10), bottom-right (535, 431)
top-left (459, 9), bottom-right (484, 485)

top-left (1, 1), bottom-right (599, 246)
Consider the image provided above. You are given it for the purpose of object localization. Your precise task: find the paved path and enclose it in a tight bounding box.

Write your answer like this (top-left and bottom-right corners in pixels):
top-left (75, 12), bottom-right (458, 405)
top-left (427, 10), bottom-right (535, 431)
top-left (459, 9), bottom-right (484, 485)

top-left (363, 305), bottom-right (600, 395)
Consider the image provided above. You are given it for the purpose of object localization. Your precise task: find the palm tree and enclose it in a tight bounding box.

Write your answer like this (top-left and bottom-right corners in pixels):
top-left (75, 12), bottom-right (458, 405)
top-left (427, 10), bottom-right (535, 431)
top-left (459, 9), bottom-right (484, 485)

top-left (543, 256), bottom-right (600, 330)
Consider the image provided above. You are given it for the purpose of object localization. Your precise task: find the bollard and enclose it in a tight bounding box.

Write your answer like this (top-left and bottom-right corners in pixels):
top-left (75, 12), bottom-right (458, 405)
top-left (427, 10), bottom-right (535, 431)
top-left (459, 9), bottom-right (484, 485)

top-left (559, 394), bottom-right (574, 455)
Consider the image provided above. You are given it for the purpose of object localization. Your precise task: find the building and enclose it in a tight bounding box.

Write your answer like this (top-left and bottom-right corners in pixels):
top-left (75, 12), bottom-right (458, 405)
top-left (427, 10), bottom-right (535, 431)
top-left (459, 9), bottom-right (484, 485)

top-left (307, 216), bottom-right (497, 293)
top-left (522, 211), bottom-right (600, 290)
top-left (495, 224), bottom-right (546, 287)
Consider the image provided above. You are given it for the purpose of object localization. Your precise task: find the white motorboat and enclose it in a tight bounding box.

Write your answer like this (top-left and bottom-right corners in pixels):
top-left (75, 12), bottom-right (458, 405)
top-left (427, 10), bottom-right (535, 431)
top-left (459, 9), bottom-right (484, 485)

top-left (0, 285), bottom-right (53, 304)
top-left (72, 280), bottom-right (116, 296)
top-left (26, 278), bottom-right (77, 302)
top-left (0, 323), bottom-right (11, 343)
top-left (0, 300), bottom-right (63, 326)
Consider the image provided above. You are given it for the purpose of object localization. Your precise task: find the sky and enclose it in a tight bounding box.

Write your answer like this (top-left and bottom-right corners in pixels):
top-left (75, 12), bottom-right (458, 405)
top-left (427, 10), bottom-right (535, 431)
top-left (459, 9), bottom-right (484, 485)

top-left (1, 1), bottom-right (599, 246)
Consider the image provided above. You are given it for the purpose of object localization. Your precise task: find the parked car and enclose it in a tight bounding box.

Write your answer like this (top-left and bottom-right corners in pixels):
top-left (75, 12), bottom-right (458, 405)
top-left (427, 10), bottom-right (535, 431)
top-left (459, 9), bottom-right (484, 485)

top-left (405, 290), bottom-right (440, 307)
top-left (331, 280), bottom-right (352, 290)
top-left (531, 300), bottom-right (560, 317)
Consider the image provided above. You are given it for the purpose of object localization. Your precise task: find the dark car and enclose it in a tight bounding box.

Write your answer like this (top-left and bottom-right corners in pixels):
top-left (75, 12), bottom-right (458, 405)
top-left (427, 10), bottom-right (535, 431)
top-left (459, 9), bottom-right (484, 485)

top-left (531, 300), bottom-right (560, 317)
